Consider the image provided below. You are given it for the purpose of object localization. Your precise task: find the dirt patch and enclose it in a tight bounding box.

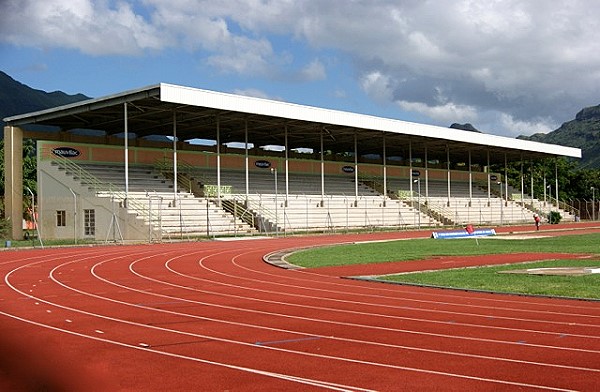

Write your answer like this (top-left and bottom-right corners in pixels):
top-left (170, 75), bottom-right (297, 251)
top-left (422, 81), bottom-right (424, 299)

top-left (500, 267), bottom-right (600, 276)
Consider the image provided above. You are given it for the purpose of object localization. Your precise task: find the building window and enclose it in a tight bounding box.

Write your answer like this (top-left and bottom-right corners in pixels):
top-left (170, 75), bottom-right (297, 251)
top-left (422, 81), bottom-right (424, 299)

top-left (84, 209), bottom-right (95, 236)
top-left (56, 210), bottom-right (66, 227)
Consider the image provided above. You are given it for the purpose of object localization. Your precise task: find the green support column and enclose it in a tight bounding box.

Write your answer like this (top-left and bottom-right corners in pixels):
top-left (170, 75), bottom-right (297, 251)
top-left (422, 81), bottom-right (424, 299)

top-left (4, 126), bottom-right (24, 240)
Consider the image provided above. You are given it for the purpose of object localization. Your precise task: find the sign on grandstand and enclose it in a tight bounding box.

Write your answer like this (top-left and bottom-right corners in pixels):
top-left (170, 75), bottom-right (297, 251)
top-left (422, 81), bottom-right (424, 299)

top-left (255, 160), bottom-right (271, 168)
top-left (204, 184), bottom-right (233, 197)
top-left (52, 147), bottom-right (81, 158)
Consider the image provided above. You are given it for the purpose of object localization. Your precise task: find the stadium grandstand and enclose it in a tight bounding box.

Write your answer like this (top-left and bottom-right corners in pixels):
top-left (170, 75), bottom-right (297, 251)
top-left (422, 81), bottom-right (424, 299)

top-left (3, 83), bottom-right (581, 242)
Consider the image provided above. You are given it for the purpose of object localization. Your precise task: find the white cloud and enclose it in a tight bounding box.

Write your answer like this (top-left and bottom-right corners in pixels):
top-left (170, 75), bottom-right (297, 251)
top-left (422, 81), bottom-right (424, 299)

top-left (360, 71), bottom-right (394, 103)
top-left (206, 35), bottom-right (274, 76)
top-left (298, 58), bottom-right (326, 81)
top-left (397, 100), bottom-right (478, 126)
top-left (0, 0), bottom-right (165, 55)
top-left (3, 0), bottom-right (600, 136)
top-left (498, 113), bottom-right (555, 137)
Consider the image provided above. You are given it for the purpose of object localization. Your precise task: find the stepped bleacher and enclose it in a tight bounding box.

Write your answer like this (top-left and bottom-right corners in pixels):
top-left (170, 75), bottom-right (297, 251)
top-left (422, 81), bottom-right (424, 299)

top-left (62, 162), bottom-right (256, 237)
top-left (176, 167), bottom-right (435, 232)
top-left (53, 155), bottom-right (562, 239)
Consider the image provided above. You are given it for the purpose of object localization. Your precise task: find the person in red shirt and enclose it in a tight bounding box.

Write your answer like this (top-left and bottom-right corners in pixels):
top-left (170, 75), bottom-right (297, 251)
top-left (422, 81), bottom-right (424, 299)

top-left (533, 213), bottom-right (541, 230)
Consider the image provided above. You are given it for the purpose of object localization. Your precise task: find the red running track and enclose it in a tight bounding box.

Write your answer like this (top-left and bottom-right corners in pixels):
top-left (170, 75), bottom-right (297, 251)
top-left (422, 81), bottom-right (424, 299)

top-left (1, 223), bottom-right (599, 391)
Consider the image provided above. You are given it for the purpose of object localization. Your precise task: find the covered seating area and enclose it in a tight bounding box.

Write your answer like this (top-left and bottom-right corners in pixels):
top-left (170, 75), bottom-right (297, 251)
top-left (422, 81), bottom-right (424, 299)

top-left (3, 83), bottom-right (581, 241)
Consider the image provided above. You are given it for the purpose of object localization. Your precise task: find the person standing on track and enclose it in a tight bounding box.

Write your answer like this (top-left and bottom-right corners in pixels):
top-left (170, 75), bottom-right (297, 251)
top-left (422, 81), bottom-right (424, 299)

top-left (533, 213), bottom-right (541, 231)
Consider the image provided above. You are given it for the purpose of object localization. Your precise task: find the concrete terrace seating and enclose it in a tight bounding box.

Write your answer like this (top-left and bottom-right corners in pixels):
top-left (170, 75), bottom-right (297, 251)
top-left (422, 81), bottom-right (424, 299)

top-left (240, 194), bottom-right (436, 232)
top-left (69, 163), bottom-right (256, 236)
top-left (114, 192), bottom-right (253, 236)
top-left (185, 168), bottom-right (377, 196)
top-left (73, 163), bottom-right (173, 193)
top-left (425, 196), bottom-right (532, 225)
top-left (518, 197), bottom-right (577, 222)
top-left (389, 178), bottom-right (489, 198)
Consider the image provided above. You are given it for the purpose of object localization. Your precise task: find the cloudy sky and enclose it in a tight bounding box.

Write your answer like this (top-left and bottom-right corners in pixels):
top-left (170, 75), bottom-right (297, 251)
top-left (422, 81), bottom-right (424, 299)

top-left (1, 0), bottom-right (599, 138)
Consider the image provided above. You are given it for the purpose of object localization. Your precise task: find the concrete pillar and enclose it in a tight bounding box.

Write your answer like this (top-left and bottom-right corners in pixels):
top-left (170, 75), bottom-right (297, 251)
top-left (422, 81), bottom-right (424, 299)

top-left (4, 126), bottom-right (24, 240)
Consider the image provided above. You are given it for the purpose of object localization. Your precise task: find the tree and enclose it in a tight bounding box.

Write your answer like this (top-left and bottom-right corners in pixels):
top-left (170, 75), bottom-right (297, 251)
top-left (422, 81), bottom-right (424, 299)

top-left (0, 138), bottom-right (37, 219)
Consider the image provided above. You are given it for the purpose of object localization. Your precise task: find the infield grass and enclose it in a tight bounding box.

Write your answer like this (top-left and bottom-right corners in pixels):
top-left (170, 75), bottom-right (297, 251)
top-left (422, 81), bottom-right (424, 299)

top-left (380, 259), bottom-right (600, 299)
top-left (285, 232), bottom-right (600, 300)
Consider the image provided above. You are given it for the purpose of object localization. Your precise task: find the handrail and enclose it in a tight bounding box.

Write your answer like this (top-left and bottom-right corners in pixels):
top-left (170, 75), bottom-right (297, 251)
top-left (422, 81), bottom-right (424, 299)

top-left (50, 151), bottom-right (150, 218)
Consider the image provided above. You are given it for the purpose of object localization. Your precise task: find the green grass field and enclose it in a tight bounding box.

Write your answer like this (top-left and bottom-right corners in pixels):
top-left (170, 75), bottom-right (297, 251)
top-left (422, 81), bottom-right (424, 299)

top-left (286, 233), bottom-right (600, 300)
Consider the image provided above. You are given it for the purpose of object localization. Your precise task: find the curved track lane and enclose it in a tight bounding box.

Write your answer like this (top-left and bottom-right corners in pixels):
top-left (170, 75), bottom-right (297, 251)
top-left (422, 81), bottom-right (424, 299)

top-left (1, 226), bottom-right (600, 391)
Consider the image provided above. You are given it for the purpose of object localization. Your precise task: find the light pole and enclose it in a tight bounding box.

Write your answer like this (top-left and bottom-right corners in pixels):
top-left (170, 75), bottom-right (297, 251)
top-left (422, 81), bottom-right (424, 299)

top-left (592, 186), bottom-right (596, 221)
top-left (413, 178), bottom-right (421, 228)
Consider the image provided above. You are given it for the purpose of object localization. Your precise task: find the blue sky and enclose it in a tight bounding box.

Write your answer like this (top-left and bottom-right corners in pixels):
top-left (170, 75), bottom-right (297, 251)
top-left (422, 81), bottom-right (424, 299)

top-left (2, 0), bottom-right (600, 138)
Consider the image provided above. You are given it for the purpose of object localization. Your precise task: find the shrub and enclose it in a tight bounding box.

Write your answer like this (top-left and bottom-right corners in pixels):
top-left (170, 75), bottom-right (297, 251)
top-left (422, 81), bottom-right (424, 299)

top-left (548, 211), bottom-right (562, 224)
top-left (0, 218), bottom-right (8, 239)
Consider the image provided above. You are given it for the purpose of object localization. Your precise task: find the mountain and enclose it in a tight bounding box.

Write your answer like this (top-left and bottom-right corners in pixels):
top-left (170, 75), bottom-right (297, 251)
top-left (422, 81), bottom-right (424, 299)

top-left (0, 70), bottom-right (89, 126)
top-left (518, 104), bottom-right (600, 168)
top-left (449, 123), bottom-right (481, 133)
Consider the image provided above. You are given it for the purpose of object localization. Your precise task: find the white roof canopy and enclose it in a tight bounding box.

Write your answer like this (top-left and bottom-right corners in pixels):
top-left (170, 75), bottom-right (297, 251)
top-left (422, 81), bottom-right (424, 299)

top-left (4, 83), bottom-right (581, 163)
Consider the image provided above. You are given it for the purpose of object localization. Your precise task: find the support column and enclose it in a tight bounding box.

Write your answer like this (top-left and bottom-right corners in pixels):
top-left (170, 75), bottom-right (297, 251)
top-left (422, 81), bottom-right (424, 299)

top-left (172, 110), bottom-right (178, 201)
top-left (520, 155), bottom-right (524, 204)
top-left (504, 153), bottom-right (508, 206)
top-left (244, 119), bottom-right (249, 203)
top-left (354, 131), bottom-right (359, 205)
top-left (468, 150), bottom-right (473, 206)
top-left (424, 144), bottom-right (429, 200)
top-left (530, 161), bottom-right (534, 206)
top-left (4, 126), bottom-right (24, 240)
top-left (555, 160), bottom-right (559, 208)
top-left (487, 150), bottom-right (491, 206)
top-left (446, 145), bottom-right (451, 206)
top-left (124, 103), bottom-right (129, 205)
top-left (216, 116), bottom-right (221, 206)
top-left (382, 135), bottom-right (387, 200)
top-left (284, 125), bottom-right (289, 206)
top-left (320, 128), bottom-right (325, 206)
top-left (408, 141), bottom-right (413, 196)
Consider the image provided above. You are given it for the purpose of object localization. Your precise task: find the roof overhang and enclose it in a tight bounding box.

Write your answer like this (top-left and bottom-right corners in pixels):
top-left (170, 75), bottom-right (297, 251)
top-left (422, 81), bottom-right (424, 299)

top-left (3, 83), bottom-right (582, 165)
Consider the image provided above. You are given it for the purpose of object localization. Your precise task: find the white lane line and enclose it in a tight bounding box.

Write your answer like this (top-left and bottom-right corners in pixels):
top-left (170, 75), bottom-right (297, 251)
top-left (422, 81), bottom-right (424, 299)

top-left (0, 304), bottom-right (578, 392)
top-left (155, 255), bottom-right (600, 340)
top-left (0, 310), bottom-right (376, 392)
top-left (3, 245), bottom-right (596, 388)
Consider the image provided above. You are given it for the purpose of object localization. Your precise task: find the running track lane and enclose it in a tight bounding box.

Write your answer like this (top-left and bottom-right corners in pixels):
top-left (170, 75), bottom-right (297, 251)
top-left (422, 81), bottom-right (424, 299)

top-left (0, 226), bottom-right (599, 391)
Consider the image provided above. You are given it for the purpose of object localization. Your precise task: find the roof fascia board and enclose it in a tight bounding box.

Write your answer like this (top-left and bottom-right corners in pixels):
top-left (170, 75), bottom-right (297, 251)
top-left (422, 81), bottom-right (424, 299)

top-left (159, 83), bottom-right (581, 159)
top-left (3, 84), bottom-right (161, 126)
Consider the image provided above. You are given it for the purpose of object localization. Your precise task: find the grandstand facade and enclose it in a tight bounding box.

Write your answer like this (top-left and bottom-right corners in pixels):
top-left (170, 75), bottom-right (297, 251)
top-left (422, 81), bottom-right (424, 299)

top-left (4, 83), bottom-right (582, 241)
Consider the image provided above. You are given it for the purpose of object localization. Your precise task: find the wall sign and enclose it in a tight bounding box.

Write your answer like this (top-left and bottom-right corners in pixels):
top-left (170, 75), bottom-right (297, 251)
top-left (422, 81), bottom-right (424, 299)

top-left (411, 170), bottom-right (420, 177)
top-left (342, 166), bottom-right (355, 173)
top-left (52, 147), bottom-right (81, 158)
top-left (255, 160), bottom-right (271, 168)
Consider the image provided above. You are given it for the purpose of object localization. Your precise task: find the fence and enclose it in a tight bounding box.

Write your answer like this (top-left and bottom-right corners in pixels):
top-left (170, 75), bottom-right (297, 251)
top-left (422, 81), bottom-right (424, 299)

top-left (568, 199), bottom-right (600, 221)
